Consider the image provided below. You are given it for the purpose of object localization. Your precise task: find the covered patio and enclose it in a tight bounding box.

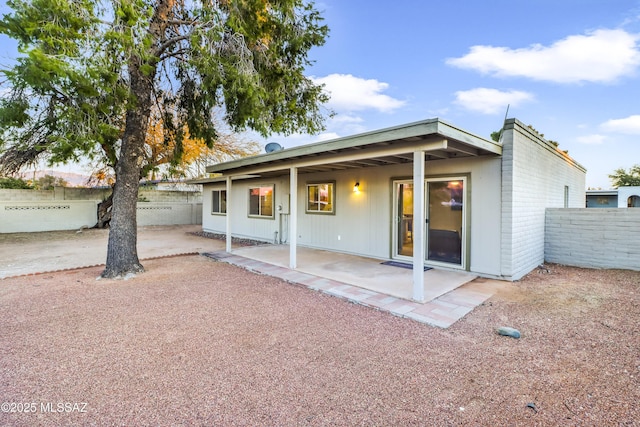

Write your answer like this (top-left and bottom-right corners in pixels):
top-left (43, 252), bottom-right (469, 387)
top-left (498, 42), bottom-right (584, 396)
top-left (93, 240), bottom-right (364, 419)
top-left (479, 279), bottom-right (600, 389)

top-left (200, 119), bottom-right (503, 302)
top-left (204, 244), bottom-right (509, 328)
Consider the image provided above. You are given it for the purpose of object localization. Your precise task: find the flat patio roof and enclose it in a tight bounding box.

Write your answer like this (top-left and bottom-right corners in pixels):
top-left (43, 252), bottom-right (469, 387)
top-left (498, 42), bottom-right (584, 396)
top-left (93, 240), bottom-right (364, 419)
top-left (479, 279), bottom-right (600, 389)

top-left (199, 118), bottom-right (501, 180)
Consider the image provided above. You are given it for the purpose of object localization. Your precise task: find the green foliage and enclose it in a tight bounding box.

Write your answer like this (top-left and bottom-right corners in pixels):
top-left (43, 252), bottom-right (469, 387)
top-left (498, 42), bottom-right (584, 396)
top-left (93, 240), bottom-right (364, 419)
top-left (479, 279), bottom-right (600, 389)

top-left (34, 174), bottom-right (67, 190)
top-left (609, 164), bottom-right (640, 188)
top-left (0, 176), bottom-right (32, 189)
top-left (0, 0), bottom-right (330, 275)
top-left (0, 0), bottom-right (330, 173)
top-left (490, 131), bottom-right (500, 142)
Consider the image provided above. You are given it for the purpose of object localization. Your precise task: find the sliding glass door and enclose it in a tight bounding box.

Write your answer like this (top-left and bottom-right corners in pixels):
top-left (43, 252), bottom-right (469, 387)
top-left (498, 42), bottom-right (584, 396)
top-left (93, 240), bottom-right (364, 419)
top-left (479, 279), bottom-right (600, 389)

top-left (393, 177), bottom-right (466, 268)
top-left (426, 178), bottom-right (465, 267)
top-left (393, 180), bottom-right (414, 259)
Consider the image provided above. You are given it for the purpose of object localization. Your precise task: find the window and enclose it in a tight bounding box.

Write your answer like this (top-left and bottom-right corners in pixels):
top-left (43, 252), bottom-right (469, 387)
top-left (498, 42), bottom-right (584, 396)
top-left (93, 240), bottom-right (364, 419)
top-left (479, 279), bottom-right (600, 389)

top-left (211, 190), bottom-right (226, 214)
top-left (306, 182), bottom-right (335, 214)
top-left (248, 185), bottom-right (274, 218)
top-left (564, 186), bottom-right (569, 208)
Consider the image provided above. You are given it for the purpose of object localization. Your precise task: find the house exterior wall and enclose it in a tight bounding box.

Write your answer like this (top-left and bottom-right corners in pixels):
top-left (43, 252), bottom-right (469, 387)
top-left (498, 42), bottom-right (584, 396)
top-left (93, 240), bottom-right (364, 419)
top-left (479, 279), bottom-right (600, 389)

top-left (618, 186), bottom-right (640, 208)
top-left (203, 177), bottom-right (291, 243)
top-left (500, 119), bottom-right (586, 280)
top-left (546, 208), bottom-right (640, 271)
top-left (586, 194), bottom-right (618, 208)
top-left (203, 154), bottom-right (504, 276)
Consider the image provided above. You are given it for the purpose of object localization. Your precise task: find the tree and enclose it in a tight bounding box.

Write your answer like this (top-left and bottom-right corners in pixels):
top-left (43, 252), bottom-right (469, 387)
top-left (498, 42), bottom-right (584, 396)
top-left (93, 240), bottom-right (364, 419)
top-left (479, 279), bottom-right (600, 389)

top-left (142, 106), bottom-right (261, 180)
top-left (0, 176), bottom-right (32, 189)
top-left (35, 174), bottom-right (68, 190)
top-left (0, 0), bottom-right (330, 278)
top-left (609, 164), bottom-right (640, 188)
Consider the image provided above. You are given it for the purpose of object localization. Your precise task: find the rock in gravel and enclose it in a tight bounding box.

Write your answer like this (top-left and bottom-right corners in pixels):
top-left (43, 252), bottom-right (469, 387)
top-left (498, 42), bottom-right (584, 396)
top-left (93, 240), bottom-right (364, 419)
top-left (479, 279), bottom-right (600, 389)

top-left (496, 326), bottom-right (521, 339)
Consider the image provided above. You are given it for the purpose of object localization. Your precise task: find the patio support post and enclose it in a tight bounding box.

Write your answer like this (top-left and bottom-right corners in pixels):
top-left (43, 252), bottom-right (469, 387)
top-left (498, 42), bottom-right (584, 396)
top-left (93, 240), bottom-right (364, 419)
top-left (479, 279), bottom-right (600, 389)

top-left (225, 176), bottom-right (232, 253)
top-left (290, 167), bottom-right (298, 269)
top-left (412, 150), bottom-right (426, 302)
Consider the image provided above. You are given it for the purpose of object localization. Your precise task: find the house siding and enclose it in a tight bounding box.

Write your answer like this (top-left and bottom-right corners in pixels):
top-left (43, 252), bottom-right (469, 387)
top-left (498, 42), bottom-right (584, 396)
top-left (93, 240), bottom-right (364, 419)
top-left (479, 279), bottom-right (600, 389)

top-left (500, 119), bottom-right (586, 280)
top-left (203, 155), bottom-right (504, 276)
top-left (203, 178), bottom-right (289, 243)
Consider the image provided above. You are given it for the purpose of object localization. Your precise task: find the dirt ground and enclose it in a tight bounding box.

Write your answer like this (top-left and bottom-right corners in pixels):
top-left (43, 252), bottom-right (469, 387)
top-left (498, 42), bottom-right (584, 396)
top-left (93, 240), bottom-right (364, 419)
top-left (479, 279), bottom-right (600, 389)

top-left (0, 245), bottom-right (638, 426)
top-left (0, 225), bottom-right (227, 278)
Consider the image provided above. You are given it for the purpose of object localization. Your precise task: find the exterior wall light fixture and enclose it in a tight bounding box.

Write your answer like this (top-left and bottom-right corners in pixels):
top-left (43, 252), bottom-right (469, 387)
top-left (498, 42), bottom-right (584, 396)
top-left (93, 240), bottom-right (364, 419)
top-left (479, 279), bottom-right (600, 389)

top-left (353, 182), bottom-right (360, 193)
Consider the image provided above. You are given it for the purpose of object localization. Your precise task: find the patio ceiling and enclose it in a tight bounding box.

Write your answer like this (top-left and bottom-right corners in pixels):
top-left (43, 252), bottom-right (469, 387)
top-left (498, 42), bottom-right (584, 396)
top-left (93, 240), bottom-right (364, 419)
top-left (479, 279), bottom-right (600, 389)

top-left (201, 118), bottom-right (502, 180)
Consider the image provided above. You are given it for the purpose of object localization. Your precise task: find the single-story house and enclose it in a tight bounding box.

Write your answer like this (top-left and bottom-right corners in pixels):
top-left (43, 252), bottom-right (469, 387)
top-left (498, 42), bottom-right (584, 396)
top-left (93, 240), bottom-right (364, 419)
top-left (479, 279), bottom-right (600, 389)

top-left (586, 187), bottom-right (640, 208)
top-left (196, 118), bottom-right (586, 300)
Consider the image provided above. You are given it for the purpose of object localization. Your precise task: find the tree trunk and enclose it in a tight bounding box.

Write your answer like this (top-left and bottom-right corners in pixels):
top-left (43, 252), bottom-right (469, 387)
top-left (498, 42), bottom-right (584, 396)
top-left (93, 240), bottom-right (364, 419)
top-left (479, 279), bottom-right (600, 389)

top-left (101, 58), bottom-right (155, 278)
top-left (95, 191), bottom-right (113, 228)
top-left (100, 0), bottom-right (175, 278)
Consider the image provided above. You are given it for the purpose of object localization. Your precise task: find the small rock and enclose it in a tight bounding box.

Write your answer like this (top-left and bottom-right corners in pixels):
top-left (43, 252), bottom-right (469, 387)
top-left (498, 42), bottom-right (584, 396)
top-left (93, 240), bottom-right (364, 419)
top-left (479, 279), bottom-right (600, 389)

top-left (496, 326), bottom-right (521, 339)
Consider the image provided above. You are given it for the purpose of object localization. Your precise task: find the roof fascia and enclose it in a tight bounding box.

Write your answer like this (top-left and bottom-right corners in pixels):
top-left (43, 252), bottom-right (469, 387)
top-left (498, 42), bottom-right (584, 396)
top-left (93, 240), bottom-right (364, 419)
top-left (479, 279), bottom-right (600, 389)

top-left (207, 118), bottom-right (500, 174)
top-left (221, 139), bottom-right (450, 177)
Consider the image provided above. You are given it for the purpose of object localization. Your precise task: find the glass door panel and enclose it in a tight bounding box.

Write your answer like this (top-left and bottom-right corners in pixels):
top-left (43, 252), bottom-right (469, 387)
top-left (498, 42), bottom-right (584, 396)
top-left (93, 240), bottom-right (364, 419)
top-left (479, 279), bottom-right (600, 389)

top-left (394, 181), bottom-right (414, 258)
top-left (427, 179), bottom-right (464, 266)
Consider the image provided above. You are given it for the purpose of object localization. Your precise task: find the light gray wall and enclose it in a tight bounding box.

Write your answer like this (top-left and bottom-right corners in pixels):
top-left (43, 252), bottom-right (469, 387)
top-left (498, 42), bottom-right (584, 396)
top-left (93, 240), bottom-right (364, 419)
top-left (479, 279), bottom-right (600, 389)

top-left (0, 187), bottom-right (202, 203)
top-left (545, 208), bottom-right (640, 271)
top-left (1, 200), bottom-right (201, 233)
top-left (203, 178), bottom-right (289, 243)
top-left (500, 119), bottom-right (586, 280)
top-left (0, 201), bottom-right (98, 233)
top-left (136, 203), bottom-right (202, 226)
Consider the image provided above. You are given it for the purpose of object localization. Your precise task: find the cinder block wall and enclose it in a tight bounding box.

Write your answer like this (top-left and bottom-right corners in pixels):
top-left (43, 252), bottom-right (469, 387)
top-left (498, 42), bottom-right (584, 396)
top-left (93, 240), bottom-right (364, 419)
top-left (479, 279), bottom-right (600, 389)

top-left (0, 201), bottom-right (98, 233)
top-left (0, 189), bottom-right (55, 201)
top-left (136, 203), bottom-right (202, 226)
top-left (1, 188), bottom-right (203, 232)
top-left (501, 119), bottom-right (587, 280)
top-left (0, 187), bottom-right (202, 203)
top-left (545, 208), bottom-right (640, 271)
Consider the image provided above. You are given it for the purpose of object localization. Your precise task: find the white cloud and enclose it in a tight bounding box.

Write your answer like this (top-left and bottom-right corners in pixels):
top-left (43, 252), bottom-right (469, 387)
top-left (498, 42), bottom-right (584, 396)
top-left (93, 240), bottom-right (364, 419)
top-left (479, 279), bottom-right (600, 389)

top-left (576, 134), bottom-right (607, 145)
top-left (600, 115), bottom-right (640, 134)
top-left (453, 88), bottom-right (534, 115)
top-left (314, 132), bottom-right (341, 142)
top-left (312, 74), bottom-right (406, 113)
top-left (446, 29), bottom-right (640, 83)
top-left (330, 114), bottom-right (364, 124)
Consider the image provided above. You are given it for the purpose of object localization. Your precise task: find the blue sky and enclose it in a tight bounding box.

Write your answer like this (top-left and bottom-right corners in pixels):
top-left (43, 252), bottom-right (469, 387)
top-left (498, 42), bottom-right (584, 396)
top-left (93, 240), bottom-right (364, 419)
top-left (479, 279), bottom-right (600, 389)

top-left (2, 1), bottom-right (640, 188)
top-left (287, 0), bottom-right (640, 189)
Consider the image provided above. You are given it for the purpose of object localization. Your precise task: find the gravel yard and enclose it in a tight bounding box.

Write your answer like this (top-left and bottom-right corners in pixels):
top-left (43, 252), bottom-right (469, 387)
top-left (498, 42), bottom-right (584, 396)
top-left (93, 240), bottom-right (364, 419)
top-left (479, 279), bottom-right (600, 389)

top-left (1, 256), bottom-right (638, 426)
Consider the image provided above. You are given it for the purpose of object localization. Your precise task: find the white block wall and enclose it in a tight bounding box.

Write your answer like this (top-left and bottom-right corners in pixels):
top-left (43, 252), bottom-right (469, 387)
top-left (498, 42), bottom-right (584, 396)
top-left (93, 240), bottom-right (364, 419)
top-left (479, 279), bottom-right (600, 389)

top-left (545, 208), bottom-right (640, 271)
top-left (0, 188), bottom-right (202, 203)
top-left (500, 119), bottom-right (586, 280)
top-left (136, 203), bottom-right (202, 226)
top-left (0, 201), bottom-right (98, 233)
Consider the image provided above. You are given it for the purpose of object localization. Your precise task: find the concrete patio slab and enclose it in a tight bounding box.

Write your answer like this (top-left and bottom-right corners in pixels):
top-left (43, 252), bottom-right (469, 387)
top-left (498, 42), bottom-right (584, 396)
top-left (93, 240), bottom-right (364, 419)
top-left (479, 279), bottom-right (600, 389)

top-left (205, 246), bottom-right (510, 328)
top-left (231, 244), bottom-right (478, 302)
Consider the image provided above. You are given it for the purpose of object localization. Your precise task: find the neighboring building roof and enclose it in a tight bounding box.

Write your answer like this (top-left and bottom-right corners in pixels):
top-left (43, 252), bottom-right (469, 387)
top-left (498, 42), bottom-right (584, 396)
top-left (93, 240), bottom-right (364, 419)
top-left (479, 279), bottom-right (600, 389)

top-left (202, 118), bottom-right (502, 181)
top-left (586, 190), bottom-right (618, 196)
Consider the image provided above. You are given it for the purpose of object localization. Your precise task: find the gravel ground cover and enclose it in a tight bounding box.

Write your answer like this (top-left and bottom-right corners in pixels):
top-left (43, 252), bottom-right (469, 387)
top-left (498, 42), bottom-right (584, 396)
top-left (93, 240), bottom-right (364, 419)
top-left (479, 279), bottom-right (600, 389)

top-left (188, 231), bottom-right (268, 247)
top-left (0, 256), bottom-right (638, 426)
